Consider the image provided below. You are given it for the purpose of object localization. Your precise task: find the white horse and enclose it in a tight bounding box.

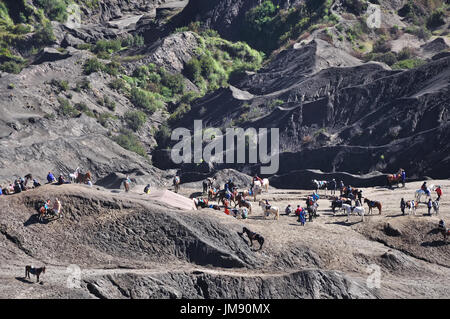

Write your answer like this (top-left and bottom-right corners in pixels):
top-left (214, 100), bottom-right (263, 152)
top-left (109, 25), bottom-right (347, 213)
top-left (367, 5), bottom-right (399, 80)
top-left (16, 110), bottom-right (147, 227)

top-left (312, 179), bottom-right (328, 195)
top-left (259, 200), bottom-right (279, 220)
top-left (253, 179), bottom-right (269, 192)
top-left (341, 204), bottom-right (365, 222)
top-left (252, 184), bottom-right (262, 201)
top-left (415, 185), bottom-right (434, 203)
top-left (69, 167), bottom-right (80, 183)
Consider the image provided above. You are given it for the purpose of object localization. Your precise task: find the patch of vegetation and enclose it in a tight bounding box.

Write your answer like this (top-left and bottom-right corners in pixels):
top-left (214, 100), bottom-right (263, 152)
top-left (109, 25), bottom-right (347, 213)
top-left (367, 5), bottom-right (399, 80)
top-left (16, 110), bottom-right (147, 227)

top-left (58, 97), bottom-right (79, 117)
top-left (240, 0), bottom-right (337, 54)
top-left (50, 79), bottom-right (69, 92)
top-left (0, 60), bottom-right (23, 73)
top-left (124, 110), bottom-right (147, 131)
top-left (74, 102), bottom-right (94, 117)
top-left (184, 33), bottom-right (263, 94)
top-left (34, 0), bottom-right (70, 23)
top-left (83, 57), bottom-right (103, 75)
top-left (130, 87), bottom-right (164, 114)
top-left (391, 58), bottom-right (426, 70)
top-left (113, 129), bottom-right (147, 157)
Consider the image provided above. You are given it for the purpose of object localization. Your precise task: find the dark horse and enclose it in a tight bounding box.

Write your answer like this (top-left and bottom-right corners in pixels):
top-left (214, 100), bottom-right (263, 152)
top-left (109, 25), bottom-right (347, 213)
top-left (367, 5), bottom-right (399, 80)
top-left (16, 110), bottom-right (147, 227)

top-left (240, 227), bottom-right (264, 250)
top-left (331, 198), bottom-right (351, 215)
top-left (25, 265), bottom-right (46, 282)
top-left (217, 189), bottom-right (237, 206)
top-left (364, 198), bottom-right (382, 215)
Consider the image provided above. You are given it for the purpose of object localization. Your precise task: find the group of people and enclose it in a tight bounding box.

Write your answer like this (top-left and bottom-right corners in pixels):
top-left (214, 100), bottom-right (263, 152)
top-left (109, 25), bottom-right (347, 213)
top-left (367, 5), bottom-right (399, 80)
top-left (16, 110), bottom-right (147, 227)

top-left (283, 193), bottom-right (320, 226)
top-left (0, 175), bottom-right (41, 195)
top-left (39, 198), bottom-right (63, 220)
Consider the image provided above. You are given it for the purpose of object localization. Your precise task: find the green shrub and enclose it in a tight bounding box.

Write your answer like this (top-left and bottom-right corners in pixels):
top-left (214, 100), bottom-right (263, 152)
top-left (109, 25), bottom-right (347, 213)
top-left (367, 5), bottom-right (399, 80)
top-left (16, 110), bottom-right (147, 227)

top-left (74, 78), bottom-right (91, 92)
top-left (391, 58), bottom-right (425, 70)
top-left (427, 9), bottom-right (446, 29)
top-left (50, 79), bottom-right (69, 92)
top-left (93, 38), bottom-right (122, 54)
top-left (109, 78), bottom-right (126, 91)
top-left (83, 58), bottom-right (103, 75)
top-left (130, 87), bottom-right (164, 113)
top-left (124, 110), bottom-right (147, 131)
top-left (113, 129), bottom-right (147, 157)
top-left (0, 61), bottom-right (22, 74)
top-left (35, 0), bottom-right (68, 22)
top-left (33, 22), bottom-right (56, 46)
top-left (103, 95), bottom-right (116, 111)
top-left (58, 97), bottom-right (79, 117)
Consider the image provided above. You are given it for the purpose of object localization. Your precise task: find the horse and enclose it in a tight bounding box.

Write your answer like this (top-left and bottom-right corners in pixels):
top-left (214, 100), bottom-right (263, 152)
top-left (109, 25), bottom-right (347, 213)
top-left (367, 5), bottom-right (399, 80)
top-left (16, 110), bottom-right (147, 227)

top-left (364, 198), bottom-right (382, 215)
top-left (331, 198), bottom-right (351, 215)
top-left (312, 179), bottom-right (328, 195)
top-left (252, 179), bottom-right (269, 193)
top-left (387, 173), bottom-right (403, 188)
top-left (415, 187), bottom-right (434, 203)
top-left (75, 171), bottom-right (91, 184)
top-left (217, 189), bottom-right (237, 206)
top-left (25, 265), bottom-right (46, 283)
top-left (240, 227), bottom-right (264, 250)
top-left (173, 176), bottom-right (180, 193)
top-left (405, 200), bottom-right (418, 215)
top-left (259, 200), bottom-right (279, 220)
top-left (235, 193), bottom-right (252, 214)
top-left (207, 187), bottom-right (220, 200)
top-left (69, 167), bottom-right (80, 183)
top-left (202, 177), bottom-right (216, 194)
top-left (251, 184), bottom-right (262, 202)
top-left (341, 203), bottom-right (365, 222)
top-left (307, 202), bottom-right (319, 222)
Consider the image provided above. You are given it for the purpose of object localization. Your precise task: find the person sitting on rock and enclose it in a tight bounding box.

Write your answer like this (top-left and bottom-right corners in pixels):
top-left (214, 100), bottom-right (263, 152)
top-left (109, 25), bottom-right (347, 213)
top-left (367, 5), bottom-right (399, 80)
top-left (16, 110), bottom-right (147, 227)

top-left (47, 172), bottom-right (56, 184)
top-left (33, 179), bottom-right (41, 188)
top-left (438, 219), bottom-right (446, 231)
top-left (144, 184), bottom-right (150, 194)
top-left (57, 174), bottom-right (66, 185)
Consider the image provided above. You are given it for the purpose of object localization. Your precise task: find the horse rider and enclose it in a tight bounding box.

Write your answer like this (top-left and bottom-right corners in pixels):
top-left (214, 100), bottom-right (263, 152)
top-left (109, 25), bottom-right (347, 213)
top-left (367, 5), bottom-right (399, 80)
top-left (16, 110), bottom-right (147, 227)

top-left (400, 198), bottom-right (406, 215)
top-left (421, 182), bottom-right (430, 195)
top-left (435, 186), bottom-right (442, 201)
top-left (253, 175), bottom-right (263, 185)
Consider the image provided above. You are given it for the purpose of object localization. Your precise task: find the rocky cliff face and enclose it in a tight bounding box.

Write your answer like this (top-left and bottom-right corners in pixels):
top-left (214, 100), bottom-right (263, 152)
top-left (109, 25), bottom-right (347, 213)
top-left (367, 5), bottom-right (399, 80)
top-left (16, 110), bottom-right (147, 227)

top-left (0, 0), bottom-right (449, 184)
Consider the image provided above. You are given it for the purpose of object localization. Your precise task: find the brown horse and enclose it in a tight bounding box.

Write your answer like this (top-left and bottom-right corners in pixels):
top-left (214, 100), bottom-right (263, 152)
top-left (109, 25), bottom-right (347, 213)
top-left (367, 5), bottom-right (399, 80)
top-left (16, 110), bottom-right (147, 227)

top-left (364, 198), bottom-right (382, 215)
top-left (76, 171), bottom-right (91, 184)
top-left (387, 171), bottom-right (404, 188)
top-left (25, 265), bottom-right (46, 283)
top-left (235, 194), bottom-right (252, 214)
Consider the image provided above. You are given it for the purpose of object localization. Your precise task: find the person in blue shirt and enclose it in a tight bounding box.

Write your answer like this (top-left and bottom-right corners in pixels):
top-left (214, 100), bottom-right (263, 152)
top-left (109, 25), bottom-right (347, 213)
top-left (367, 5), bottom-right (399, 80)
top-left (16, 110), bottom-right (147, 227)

top-left (47, 172), bottom-right (56, 184)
